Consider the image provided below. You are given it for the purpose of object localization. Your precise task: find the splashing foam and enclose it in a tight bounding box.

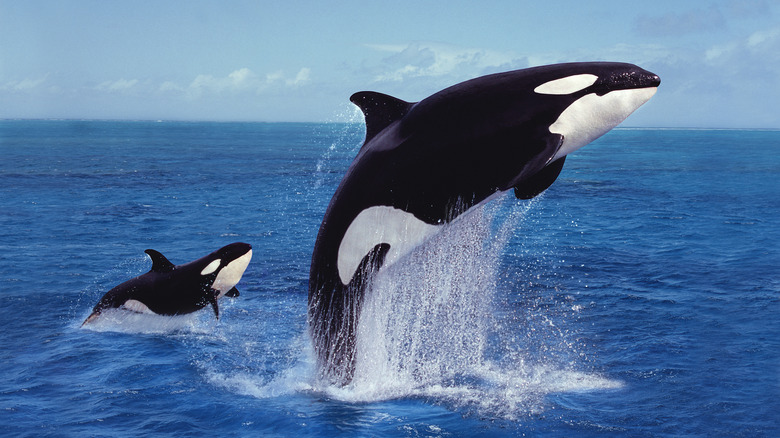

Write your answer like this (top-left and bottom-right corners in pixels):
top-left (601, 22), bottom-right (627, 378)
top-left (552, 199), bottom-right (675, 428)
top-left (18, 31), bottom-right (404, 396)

top-left (313, 106), bottom-right (365, 189)
top-left (79, 308), bottom-right (215, 335)
top-left (203, 335), bottom-right (318, 399)
top-left (320, 196), bottom-right (621, 418)
top-left (200, 194), bottom-right (621, 420)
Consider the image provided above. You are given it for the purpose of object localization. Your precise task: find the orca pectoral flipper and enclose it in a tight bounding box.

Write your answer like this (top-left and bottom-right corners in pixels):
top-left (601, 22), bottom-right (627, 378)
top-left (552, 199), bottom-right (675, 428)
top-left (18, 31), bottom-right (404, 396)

top-left (513, 156), bottom-right (566, 200)
top-left (225, 287), bottom-right (240, 298)
top-left (82, 312), bottom-right (99, 326)
top-left (208, 290), bottom-right (220, 319)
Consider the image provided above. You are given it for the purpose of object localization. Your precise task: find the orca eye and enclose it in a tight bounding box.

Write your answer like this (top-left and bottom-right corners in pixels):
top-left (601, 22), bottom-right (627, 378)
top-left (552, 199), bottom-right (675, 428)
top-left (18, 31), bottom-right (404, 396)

top-left (534, 74), bottom-right (598, 95)
top-left (201, 259), bottom-right (221, 275)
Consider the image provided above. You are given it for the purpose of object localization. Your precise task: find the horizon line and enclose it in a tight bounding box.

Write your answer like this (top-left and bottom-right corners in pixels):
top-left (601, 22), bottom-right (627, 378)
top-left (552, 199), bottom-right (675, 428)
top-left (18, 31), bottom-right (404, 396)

top-left (1, 118), bottom-right (779, 131)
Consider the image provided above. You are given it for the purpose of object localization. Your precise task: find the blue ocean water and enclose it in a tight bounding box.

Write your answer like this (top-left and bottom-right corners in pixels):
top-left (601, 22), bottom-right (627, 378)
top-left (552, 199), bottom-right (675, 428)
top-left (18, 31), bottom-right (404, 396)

top-left (0, 120), bottom-right (777, 437)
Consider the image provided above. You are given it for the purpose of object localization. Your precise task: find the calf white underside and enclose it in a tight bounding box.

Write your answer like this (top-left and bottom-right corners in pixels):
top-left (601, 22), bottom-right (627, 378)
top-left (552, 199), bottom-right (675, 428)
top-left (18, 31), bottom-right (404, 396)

top-left (212, 250), bottom-right (253, 298)
top-left (121, 299), bottom-right (156, 315)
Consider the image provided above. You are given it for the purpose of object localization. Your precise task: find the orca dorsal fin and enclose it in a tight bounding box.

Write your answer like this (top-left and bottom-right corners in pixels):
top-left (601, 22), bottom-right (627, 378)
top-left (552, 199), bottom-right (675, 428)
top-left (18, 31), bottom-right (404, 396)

top-left (144, 249), bottom-right (176, 273)
top-left (350, 91), bottom-right (414, 145)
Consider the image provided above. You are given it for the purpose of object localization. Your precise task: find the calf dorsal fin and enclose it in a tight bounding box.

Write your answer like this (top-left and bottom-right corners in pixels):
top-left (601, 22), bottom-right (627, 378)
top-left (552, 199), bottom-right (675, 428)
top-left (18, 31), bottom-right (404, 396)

top-left (144, 249), bottom-right (175, 273)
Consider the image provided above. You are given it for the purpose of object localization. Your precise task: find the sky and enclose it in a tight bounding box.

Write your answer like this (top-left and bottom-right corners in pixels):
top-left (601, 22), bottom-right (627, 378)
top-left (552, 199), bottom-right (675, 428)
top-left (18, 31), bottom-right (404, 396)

top-left (1, 0), bottom-right (779, 128)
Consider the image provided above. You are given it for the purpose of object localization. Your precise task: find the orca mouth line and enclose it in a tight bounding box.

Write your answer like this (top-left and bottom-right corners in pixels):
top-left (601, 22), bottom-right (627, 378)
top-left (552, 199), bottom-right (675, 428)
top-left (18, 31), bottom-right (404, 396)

top-left (546, 135), bottom-right (566, 166)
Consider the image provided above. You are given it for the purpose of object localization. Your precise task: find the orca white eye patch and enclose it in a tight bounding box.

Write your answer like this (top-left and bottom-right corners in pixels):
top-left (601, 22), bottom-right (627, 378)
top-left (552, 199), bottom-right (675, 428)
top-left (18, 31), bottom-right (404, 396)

top-left (534, 74), bottom-right (598, 95)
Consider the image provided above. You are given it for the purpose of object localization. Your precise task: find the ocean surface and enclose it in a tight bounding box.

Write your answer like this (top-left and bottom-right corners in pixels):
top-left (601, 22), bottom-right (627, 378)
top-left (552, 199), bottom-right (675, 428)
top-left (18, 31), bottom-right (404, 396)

top-left (0, 120), bottom-right (777, 437)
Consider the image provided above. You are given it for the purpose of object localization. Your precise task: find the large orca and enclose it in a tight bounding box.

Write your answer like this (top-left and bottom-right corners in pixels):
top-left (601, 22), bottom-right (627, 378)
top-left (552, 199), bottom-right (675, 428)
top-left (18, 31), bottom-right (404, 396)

top-left (83, 242), bottom-right (252, 325)
top-left (308, 62), bottom-right (660, 385)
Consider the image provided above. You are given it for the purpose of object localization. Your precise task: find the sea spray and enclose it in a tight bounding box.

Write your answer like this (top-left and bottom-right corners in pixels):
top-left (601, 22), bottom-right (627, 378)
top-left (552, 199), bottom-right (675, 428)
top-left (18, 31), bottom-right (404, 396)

top-left (202, 334), bottom-right (317, 399)
top-left (330, 195), bottom-right (620, 418)
top-left (78, 309), bottom-right (213, 334)
top-left (350, 201), bottom-right (507, 394)
top-left (313, 106), bottom-right (365, 190)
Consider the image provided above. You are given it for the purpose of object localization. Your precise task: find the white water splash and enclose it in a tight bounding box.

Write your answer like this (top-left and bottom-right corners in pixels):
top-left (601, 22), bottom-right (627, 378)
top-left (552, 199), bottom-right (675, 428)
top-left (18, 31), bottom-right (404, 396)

top-left (79, 308), bottom-right (216, 335)
top-left (313, 106), bottom-right (365, 189)
top-left (349, 203), bottom-right (506, 394)
top-left (322, 196), bottom-right (621, 418)
top-left (200, 195), bottom-right (621, 420)
top-left (203, 335), bottom-right (318, 399)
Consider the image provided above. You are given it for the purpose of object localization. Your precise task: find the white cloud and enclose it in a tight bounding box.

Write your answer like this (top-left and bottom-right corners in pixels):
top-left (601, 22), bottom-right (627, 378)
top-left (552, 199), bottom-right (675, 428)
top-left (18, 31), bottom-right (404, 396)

top-left (159, 81), bottom-right (184, 92)
top-left (228, 67), bottom-right (253, 84)
top-left (657, 25), bottom-right (780, 127)
top-left (703, 25), bottom-right (780, 66)
top-left (265, 67), bottom-right (311, 87)
top-left (14, 77), bottom-right (47, 90)
top-left (746, 27), bottom-right (780, 48)
top-left (705, 43), bottom-right (738, 62)
top-left (95, 78), bottom-right (139, 92)
top-left (291, 67), bottom-right (311, 86)
top-left (189, 68), bottom-right (257, 96)
top-left (1, 75), bottom-right (48, 91)
top-left (698, 26), bottom-right (780, 68)
top-left (187, 67), bottom-right (312, 98)
top-left (366, 42), bottom-right (520, 83)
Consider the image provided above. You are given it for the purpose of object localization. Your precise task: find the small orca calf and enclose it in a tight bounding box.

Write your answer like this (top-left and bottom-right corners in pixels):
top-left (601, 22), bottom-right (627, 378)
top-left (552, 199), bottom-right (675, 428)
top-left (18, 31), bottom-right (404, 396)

top-left (309, 62), bottom-right (660, 384)
top-left (83, 242), bottom-right (252, 325)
